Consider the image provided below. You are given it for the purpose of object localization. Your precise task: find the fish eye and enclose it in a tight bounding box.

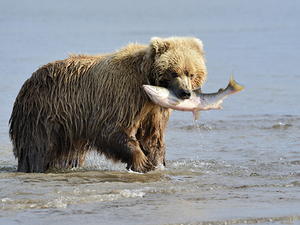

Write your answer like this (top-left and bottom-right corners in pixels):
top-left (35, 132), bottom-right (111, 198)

top-left (190, 74), bottom-right (194, 79)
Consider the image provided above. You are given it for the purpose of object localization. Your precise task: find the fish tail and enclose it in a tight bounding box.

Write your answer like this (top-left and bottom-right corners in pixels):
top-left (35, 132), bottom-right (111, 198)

top-left (229, 75), bottom-right (244, 93)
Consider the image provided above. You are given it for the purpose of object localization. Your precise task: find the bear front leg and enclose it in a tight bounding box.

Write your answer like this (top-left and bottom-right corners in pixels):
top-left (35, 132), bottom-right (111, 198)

top-left (136, 108), bottom-right (171, 168)
top-left (97, 131), bottom-right (155, 173)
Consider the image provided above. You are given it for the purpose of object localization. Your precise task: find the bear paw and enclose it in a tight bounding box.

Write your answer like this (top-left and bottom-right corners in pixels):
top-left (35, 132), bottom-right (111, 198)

top-left (127, 150), bottom-right (155, 173)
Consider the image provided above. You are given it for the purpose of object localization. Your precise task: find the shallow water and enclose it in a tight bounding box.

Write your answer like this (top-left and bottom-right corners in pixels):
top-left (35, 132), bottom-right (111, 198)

top-left (1, 0), bottom-right (300, 224)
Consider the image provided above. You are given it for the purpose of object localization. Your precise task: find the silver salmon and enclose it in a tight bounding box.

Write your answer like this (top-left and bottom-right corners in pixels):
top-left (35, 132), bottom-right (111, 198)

top-left (143, 75), bottom-right (244, 121)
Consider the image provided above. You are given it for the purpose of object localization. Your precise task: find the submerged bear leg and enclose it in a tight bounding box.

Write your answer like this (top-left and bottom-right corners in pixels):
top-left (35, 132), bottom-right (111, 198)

top-left (96, 131), bottom-right (155, 173)
top-left (66, 142), bottom-right (90, 169)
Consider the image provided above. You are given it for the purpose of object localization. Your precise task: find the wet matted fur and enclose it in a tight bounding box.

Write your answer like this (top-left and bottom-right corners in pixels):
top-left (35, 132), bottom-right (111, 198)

top-left (9, 36), bottom-right (207, 172)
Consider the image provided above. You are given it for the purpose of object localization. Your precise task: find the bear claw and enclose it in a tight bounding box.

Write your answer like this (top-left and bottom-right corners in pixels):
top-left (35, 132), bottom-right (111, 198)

top-left (127, 150), bottom-right (155, 173)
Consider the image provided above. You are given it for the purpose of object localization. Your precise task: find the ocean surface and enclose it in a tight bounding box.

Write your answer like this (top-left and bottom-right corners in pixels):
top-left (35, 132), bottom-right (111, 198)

top-left (0, 0), bottom-right (299, 224)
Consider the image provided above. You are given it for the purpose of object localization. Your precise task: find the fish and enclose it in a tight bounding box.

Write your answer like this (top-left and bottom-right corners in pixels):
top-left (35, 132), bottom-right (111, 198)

top-left (143, 75), bottom-right (244, 121)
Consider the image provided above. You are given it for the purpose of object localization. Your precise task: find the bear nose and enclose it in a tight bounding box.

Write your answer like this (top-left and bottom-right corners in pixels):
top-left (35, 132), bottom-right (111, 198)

top-left (179, 89), bottom-right (191, 99)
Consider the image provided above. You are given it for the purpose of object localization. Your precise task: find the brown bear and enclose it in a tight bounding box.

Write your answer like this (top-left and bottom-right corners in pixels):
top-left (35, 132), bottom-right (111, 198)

top-left (9, 36), bottom-right (207, 173)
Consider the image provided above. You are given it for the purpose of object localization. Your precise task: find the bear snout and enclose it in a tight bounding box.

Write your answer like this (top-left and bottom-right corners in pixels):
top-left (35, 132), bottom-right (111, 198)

top-left (178, 89), bottom-right (191, 99)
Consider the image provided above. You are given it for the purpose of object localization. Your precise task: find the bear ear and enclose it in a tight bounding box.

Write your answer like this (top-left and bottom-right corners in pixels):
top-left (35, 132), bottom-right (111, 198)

top-left (193, 38), bottom-right (204, 50)
top-left (191, 38), bottom-right (205, 56)
top-left (149, 37), bottom-right (170, 56)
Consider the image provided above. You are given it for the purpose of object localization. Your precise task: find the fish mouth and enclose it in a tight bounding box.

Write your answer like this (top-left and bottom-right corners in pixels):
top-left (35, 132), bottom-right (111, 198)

top-left (142, 85), bottom-right (160, 103)
top-left (142, 85), bottom-right (158, 96)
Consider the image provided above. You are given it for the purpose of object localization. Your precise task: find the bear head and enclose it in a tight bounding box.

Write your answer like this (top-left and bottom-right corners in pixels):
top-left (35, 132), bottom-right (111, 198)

top-left (143, 36), bottom-right (207, 99)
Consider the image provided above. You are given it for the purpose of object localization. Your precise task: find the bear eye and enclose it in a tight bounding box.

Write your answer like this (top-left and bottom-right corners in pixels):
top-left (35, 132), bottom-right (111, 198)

top-left (171, 72), bottom-right (178, 78)
top-left (190, 74), bottom-right (194, 79)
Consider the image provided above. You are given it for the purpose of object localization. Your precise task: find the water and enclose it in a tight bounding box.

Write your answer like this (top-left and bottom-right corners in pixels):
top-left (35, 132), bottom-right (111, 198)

top-left (1, 0), bottom-right (300, 224)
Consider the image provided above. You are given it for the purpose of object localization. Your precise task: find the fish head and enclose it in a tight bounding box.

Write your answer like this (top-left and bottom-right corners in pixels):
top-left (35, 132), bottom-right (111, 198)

top-left (143, 85), bottom-right (169, 103)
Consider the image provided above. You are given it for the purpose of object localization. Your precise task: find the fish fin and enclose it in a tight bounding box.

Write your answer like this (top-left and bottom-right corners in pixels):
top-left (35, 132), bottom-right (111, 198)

top-left (193, 111), bottom-right (201, 121)
top-left (168, 98), bottom-right (180, 106)
top-left (229, 74), bottom-right (244, 93)
top-left (215, 100), bottom-right (223, 109)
